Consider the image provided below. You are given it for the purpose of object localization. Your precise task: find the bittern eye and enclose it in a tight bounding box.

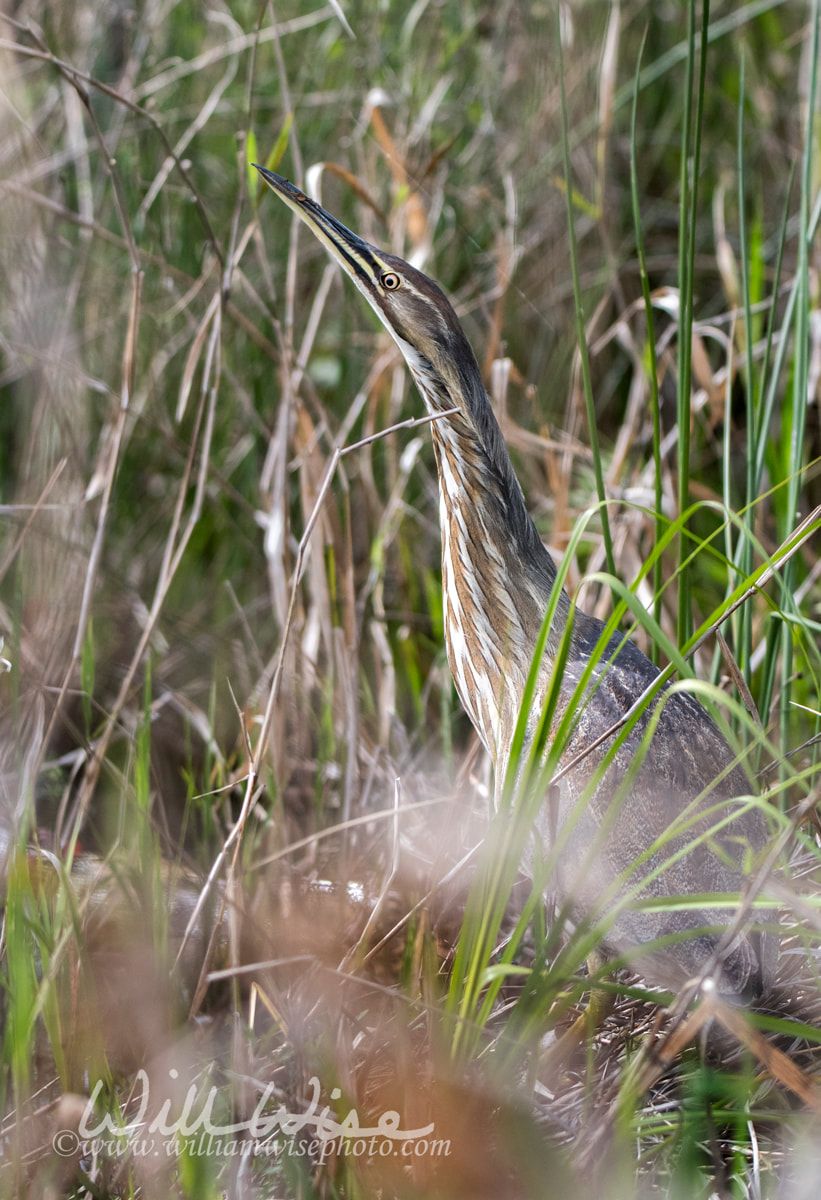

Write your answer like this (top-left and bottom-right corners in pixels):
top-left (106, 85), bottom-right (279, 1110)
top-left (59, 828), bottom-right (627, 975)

top-left (380, 271), bottom-right (401, 290)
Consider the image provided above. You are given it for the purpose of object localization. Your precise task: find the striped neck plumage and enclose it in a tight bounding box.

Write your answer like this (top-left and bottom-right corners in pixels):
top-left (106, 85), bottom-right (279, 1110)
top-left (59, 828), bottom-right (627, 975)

top-left (392, 323), bottom-right (571, 763)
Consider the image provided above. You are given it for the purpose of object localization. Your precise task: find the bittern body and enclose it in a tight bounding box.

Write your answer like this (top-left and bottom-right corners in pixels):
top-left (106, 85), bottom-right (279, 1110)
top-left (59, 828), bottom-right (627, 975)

top-left (257, 166), bottom-right (777, 1000)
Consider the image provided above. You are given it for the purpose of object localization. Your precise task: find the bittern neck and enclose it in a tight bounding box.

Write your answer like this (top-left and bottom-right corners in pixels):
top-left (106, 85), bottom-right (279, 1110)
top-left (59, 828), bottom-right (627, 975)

top-left (408, 354), bottom-right (572, 762)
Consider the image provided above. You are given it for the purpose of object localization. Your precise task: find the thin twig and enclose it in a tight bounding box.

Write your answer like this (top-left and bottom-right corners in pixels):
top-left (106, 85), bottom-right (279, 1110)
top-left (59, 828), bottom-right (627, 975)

top-left (253, 408), bottom-right (458, 769)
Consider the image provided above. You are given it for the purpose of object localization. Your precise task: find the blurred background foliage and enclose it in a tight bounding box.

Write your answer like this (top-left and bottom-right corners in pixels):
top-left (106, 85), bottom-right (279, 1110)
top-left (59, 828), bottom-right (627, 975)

top-left (3, 0), bottom-right (815, 813)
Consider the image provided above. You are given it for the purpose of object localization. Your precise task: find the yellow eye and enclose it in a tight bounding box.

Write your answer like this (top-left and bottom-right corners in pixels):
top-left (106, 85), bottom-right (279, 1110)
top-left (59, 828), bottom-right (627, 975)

top-left (381, 271), bottom-right (401, 291)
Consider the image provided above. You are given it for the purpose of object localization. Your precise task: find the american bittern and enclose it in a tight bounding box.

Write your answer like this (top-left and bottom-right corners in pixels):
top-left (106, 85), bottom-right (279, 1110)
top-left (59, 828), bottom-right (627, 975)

top-left (256, 166), bottom-right (777, 1001)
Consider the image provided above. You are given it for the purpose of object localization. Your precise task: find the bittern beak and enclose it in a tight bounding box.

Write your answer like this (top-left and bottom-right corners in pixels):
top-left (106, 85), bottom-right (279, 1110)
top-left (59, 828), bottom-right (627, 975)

top-left (252, 164), bottom-right (383, 289)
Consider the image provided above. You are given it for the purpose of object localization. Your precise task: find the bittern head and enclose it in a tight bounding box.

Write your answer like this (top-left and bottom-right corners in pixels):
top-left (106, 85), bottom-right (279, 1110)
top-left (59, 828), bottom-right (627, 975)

top-left (253, 166), bottom-right (486, 421)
